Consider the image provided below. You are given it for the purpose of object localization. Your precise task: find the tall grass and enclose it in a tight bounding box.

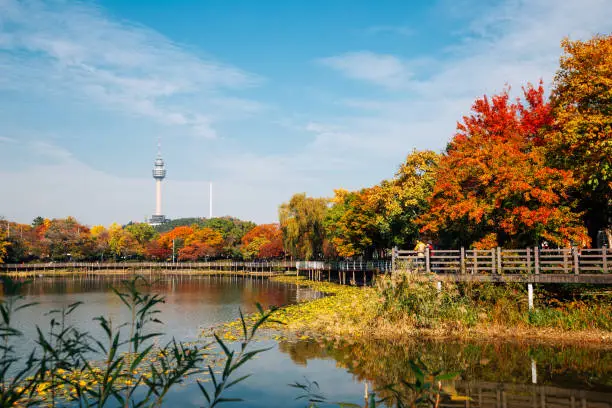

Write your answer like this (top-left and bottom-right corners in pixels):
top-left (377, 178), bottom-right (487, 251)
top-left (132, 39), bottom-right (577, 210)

top-left (374, 273), bottom-right (612, 332)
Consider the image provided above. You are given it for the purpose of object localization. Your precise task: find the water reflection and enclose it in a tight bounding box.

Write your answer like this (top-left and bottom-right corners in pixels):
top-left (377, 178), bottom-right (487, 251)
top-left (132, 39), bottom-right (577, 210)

top-left (279, 339), bottom-right (612, 407)
top-left (6, 275), bottom-right (315, 357)
top-left (3, 275), bottom-right (612, 407)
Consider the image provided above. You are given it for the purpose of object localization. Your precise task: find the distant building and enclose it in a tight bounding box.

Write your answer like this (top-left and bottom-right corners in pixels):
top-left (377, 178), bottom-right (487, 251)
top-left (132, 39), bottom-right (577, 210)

top-left (149, 142), bottom-right (169, 226)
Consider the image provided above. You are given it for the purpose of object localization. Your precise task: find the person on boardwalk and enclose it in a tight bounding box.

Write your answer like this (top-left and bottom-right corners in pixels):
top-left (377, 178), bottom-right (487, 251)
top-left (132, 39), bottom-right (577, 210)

top-left (415, 240), bottom-right (426, 270)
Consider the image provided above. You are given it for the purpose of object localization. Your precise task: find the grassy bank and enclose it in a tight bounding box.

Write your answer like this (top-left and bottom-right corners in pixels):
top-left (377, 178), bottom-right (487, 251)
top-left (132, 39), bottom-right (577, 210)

top-left (222, 275), bottom-right (612, 345)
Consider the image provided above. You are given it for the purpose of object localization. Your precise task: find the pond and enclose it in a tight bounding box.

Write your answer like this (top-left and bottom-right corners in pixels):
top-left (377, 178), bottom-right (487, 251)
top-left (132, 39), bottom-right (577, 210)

top-left (5, 274), bottom-right (612, 407)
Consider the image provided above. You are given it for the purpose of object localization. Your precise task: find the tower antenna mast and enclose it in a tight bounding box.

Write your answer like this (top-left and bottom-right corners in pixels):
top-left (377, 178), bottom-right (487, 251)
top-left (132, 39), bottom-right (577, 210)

top-left (149, 137), bottom-right (167, 225)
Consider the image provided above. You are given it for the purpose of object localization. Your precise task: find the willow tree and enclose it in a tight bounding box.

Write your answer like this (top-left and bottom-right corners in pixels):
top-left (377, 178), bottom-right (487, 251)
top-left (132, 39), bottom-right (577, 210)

top-left (549, 35), bottom-right (612, 246)
top-left (279, 193), bottom-right (329, 260)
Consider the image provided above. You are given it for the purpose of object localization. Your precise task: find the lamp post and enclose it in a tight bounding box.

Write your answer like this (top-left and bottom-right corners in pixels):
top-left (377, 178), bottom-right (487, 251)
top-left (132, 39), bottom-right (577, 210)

top-left (172, 239), bottom-right (175, 263)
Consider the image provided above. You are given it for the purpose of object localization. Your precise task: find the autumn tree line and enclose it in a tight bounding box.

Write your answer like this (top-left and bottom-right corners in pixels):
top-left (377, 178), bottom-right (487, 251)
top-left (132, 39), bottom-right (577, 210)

top-left (279, 35), bottom-right (611, 259)
top-left (0, 216), bottom-right (284, 263)
top-left (0, 36), bottom-right (610, 264)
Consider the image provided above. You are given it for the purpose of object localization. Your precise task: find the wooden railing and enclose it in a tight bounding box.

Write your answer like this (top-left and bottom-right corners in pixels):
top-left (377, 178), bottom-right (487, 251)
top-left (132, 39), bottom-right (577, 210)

top-left (393, 247), bottom-right (610, 274)
top-left (445, 381), bottom-right (612, 408)
top-left (392, 247), bottom-right (612, 283)
top-left (2, 250), bottom-right (609, 283)
top-left (296, 260), bottom-right (392, 272)
top-left (0, 260), bottom-right (394, 273)
top-left (0, 261), bottom-right (296, 272)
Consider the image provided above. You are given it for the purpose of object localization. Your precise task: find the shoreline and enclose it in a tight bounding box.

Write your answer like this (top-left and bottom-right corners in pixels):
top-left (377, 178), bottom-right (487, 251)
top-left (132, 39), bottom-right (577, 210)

top-left (0, 269), bottom-right (287, 278)
top-left (248, 276), bottom-right (612, 348)
top-left (4, 271), bottom-right (611, 347)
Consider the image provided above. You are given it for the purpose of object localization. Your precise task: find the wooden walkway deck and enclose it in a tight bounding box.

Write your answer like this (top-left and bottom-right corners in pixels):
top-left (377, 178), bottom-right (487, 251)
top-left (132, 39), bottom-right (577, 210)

top-left (393, 247), bottom-right (612, 284)
top-left (443, 381), bottom-right (612, 408)
top-left (2, 248), bottom-right (611, 284)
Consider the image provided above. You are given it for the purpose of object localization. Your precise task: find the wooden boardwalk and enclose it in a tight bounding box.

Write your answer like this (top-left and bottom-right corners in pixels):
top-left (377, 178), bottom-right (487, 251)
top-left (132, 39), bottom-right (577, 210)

top-left (393, 247), bottom-right (612, 284)
top-left (442, 381), bottom-right (612, 408)
top-left (2, 248), bottom-right (611, 284)
top-left (0, 261), bottom-right (292, 277)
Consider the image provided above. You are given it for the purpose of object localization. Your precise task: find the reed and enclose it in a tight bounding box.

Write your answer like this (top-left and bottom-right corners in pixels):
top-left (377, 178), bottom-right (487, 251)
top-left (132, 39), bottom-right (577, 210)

top-left (0, 276), bottom-right (275, 407)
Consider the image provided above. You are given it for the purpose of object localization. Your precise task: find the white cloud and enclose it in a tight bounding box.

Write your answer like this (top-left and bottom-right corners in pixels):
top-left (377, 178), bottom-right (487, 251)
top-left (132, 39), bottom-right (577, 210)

top-left (318, 51), bottom-right (413, 90)
top-left (0, 0), bottom-right (262, 139)
top-left (314, 0), bottom-right (612, 162)
top-left (27, 140), bottom-right (75, 163)
top-left (0, 152), bottom-right (285, 225)
top-left (2, 0), bottom-right (611, 226)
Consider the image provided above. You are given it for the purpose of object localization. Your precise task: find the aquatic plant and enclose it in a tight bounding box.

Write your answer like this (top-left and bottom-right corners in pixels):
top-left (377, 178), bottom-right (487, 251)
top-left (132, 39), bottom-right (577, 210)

top-left (0, 276), bottom-right (275, 407)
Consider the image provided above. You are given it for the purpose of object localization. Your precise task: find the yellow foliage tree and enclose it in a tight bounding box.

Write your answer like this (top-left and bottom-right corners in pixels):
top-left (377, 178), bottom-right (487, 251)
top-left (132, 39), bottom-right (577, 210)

top-left (0, 228), bottom-right (10, 263)
top-left (550, 35), bottom-right (612, 245)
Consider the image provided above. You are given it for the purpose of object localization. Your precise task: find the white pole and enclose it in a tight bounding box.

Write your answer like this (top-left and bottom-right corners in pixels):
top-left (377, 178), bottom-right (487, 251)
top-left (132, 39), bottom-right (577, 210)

top-left (528, 283), bottom-right (534, 310)
top-left (209, 182), bottom-right (213, 219)
top-left (531, 359), bottom-right (537, 384)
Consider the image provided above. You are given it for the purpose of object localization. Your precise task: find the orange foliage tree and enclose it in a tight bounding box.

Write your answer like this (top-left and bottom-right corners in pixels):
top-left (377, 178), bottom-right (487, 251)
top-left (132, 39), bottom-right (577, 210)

top-left (179, 227), bottom-right (224, 260)
top-left (157, 226), bottom-right (194, 249)
top-left (241, 224), bottom-right (283, 259)
top-left (420, 84), bottom-right (588, 249)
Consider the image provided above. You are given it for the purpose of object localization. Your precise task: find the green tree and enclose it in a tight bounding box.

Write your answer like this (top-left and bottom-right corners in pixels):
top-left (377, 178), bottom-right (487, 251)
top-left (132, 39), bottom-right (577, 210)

top-left (201, 217), bottom-right (257, 257)
top-left (31, 216), bottom-right (45, 228)
top-left (279, 193), bottom-right (328, 260)
top-left (125, 223), bottom-right (157, 247)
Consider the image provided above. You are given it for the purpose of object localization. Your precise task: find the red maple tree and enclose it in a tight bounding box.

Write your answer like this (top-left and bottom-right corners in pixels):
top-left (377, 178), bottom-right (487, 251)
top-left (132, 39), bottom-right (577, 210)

top-left (420, 83), bottom-right (588, 249)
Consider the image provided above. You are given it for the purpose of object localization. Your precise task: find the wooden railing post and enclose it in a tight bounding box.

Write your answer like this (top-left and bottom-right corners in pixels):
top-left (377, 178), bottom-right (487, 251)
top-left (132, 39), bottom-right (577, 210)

top-left (460, 247), bottom-right (465, 274)
top-left (425, 247), bottom-right (431, 273)
top-left (603, 248), bottom-right (608, 274)
top-left (526, 247), bottom-right (531, 274)
top-left (534, 247), bottom-right (540, 275)
top-left (497, 247), bottom-right (502, 274)
top-left (563, 249), bottom-right (569, 274)
top-left (473, 250), bottom-right (478, 274)
top-left (492, 248), bottom-right (496, 274)
top-left (573, 247), bottom-right (579, 275)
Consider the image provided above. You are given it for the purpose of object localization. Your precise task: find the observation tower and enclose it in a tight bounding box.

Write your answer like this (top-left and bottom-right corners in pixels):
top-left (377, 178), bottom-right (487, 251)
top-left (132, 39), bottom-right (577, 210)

top-left (149, 141), bottom-right (168, 225)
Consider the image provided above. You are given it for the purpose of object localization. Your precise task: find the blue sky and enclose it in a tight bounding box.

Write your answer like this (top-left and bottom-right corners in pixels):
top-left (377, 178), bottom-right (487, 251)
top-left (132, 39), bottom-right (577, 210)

top-left (1, 0), bottom-right (611, 226)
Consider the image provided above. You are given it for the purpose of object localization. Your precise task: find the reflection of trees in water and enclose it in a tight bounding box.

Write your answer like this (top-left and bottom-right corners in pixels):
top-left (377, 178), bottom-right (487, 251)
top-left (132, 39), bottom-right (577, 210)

top-left (278, 339), bottom-right (333, 366)
top-left (278, 338), bottom-right (612, 393)
top-left (13, 275), bottom-right (299, 310)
